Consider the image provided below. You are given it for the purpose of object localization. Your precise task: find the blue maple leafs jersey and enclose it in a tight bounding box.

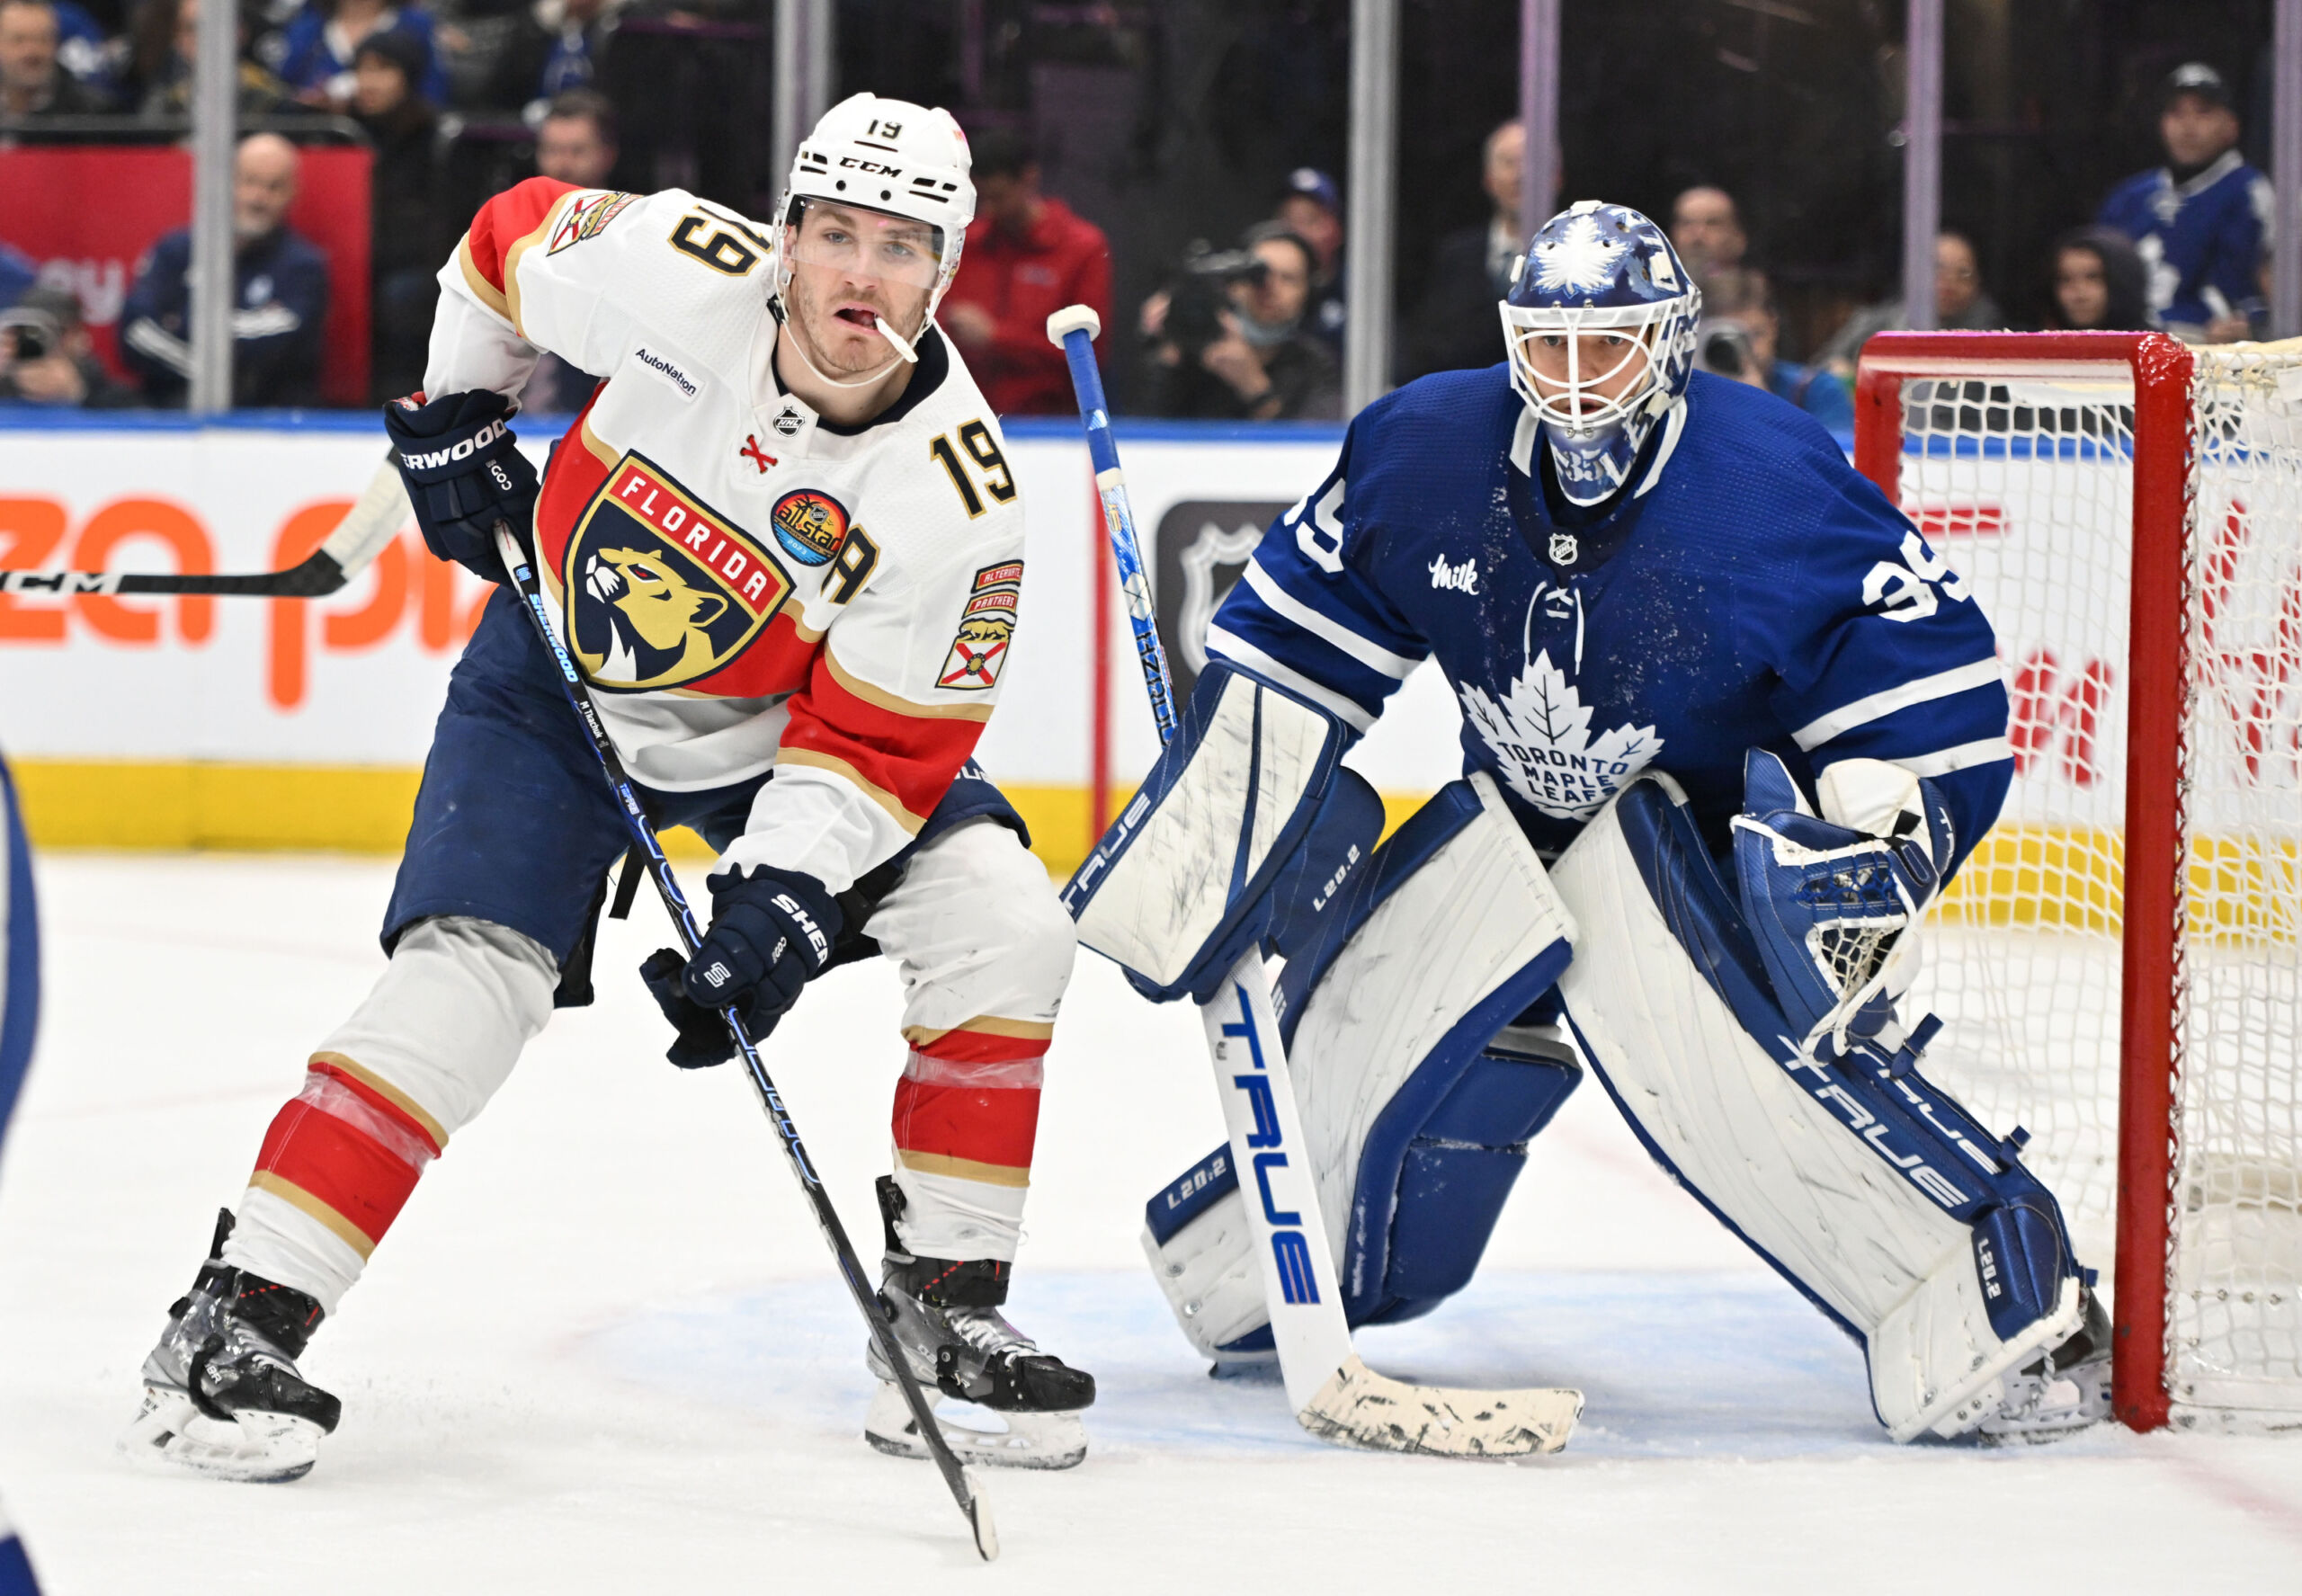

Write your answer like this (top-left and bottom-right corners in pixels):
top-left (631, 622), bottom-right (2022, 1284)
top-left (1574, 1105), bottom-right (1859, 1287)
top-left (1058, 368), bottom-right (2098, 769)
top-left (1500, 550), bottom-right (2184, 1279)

top-left (1207, 365), bottom-right (2013, 868)
top-left (2098, 150), bottom-right (2273, 332)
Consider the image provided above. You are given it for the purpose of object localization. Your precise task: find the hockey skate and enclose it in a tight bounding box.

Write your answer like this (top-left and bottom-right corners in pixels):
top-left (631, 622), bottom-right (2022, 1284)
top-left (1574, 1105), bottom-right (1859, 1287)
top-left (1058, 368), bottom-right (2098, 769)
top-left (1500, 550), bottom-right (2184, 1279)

top-left (1979, 1288), bottom-right (2111, 1443)
top-left (120, 1210), bottom-right (342, 1483)
top-left (863, 1180), bottom-right (1095, 1470)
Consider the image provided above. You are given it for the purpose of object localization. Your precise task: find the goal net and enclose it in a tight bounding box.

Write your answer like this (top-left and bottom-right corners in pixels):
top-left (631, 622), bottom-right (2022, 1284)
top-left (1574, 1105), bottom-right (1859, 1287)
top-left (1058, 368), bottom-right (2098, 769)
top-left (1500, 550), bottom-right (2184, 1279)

top-left (1855, 332), bottom-right (2302, 1433)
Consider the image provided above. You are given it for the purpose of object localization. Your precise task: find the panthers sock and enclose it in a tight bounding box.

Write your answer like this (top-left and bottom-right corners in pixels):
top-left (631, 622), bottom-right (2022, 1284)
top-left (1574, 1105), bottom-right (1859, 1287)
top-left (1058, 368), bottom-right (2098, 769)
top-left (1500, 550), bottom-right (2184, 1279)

top-left (888, 1021), bottom-right (1048, 1262)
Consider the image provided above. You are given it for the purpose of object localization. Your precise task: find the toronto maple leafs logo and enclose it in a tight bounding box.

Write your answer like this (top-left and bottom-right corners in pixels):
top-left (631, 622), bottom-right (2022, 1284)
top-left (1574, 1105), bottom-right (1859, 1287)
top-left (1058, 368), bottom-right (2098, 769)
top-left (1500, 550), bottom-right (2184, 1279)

top-left (1532, 213), bottom-right (1629, 295)
top-left (1459, 651), bottom-right (1663, 821)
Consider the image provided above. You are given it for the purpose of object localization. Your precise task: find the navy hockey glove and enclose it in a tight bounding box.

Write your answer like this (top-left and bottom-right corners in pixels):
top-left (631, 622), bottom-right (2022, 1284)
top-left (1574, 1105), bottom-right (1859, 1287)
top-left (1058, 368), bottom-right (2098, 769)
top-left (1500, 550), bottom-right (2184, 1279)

top-left (383, 388), bottom-right (538, 584)
top-left (639, 864), bottom-right (842, 1068)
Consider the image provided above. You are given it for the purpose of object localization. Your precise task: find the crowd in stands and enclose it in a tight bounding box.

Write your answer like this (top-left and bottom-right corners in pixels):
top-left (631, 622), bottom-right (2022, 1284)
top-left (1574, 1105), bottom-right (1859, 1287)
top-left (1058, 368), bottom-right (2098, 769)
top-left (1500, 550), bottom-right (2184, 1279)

top-left (0, 27), bottom-right (2282, 423)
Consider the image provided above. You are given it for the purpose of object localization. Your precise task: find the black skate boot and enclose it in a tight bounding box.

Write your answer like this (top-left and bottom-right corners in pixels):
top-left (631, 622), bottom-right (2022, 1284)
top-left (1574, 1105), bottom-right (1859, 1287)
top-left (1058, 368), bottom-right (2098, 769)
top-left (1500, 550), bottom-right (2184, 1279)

top-left (1980, 1286), bottom-right (2111, 1443)
top-left (120, 1209), bottom-right (343, 1482)
top-left (863, 1179), bottom-right (1095, 1470)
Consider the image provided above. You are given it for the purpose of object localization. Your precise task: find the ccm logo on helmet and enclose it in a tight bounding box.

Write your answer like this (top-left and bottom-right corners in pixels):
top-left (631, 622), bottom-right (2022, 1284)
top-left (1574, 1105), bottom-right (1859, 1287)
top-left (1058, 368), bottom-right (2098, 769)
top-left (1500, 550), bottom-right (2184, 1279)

top-left (399, 419), bottom-right (510, 472)
top-left (837, 156), bottom-right (904, 177)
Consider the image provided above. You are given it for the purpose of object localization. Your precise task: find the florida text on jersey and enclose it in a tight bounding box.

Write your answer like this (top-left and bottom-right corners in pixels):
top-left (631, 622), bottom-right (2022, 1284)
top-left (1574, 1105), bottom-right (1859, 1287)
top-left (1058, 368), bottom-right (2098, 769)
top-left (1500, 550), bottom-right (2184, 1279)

top-left (428, 177), bottom-right (1029, 893)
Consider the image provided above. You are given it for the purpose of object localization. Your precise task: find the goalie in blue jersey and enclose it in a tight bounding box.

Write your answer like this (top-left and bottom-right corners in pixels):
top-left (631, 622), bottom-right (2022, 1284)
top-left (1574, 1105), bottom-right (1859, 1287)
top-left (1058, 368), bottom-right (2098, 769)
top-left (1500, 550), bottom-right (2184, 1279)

top-left (1068, 201), bottom-right (2107, 1442)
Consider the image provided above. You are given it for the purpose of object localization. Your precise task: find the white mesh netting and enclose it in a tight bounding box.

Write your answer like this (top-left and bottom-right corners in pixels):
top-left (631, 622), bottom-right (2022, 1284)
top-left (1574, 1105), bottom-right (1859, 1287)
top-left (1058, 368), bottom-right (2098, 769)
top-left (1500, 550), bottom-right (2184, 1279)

top-left (1891, 349), bottom-right (2302, 1427)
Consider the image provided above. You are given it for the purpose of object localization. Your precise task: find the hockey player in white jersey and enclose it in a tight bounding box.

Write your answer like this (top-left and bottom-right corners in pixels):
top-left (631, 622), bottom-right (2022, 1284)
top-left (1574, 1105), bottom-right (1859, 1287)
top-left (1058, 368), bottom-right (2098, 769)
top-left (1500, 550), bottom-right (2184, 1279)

top-left (1071, 201), bottom-right (2109, 1443)
top-left (124, 94), bottom-right (1094, 1482)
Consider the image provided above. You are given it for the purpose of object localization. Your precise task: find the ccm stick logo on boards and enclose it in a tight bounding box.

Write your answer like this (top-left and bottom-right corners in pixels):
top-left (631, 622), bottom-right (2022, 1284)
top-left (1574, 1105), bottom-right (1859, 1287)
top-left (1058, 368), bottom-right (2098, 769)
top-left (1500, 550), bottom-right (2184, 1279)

top-left (0, 495), bottom-right (485, 709)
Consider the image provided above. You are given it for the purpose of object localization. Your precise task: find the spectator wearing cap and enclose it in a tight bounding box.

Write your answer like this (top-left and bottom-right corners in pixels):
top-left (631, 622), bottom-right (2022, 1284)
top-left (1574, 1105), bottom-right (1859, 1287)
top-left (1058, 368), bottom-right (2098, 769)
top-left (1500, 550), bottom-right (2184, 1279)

top-left (1815, 231), bottom-right (2003, 382)
top-left (2048, 227), bottom-right (2151, 332)
top-left (485, 0), bottom-right (620, 119)
top-left (0, 284), bottom-right (134, 407)
top-left (350, 25), bottom-right (446, 400)
top-left (271, 0), bottom-right (445, 111)
top-left (1401, 119), bottom-right (1525, 380)
top-left (514, 88), bottom-right (620, 414)
top-left (1670, 185), bottom-right (1747, 279)
top-left (1141, 222), bottom-right (1340, 422)
top-left (1274, 167), bottom-right (1344, 355)
top-left (940, 126), bottom-right (1111, 416)
top-left (2098, 63), bottom-right (2271, 343)
top-left (1697, 267), bottom-right (1851, 435)
top-left (0, 0), bottom-right (111, 119)
top-left (120, 132), bottom-right (330, 406)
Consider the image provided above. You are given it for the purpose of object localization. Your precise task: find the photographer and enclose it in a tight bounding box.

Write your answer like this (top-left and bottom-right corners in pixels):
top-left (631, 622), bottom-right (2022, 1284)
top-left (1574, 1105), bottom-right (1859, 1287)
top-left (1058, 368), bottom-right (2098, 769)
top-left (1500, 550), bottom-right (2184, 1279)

top-left (1138, 223), bottom-right (1341, 422)
top-left (0, 286), bottom-right (132, 408)
top-left (1694, 267), bottom-right (1851, 435)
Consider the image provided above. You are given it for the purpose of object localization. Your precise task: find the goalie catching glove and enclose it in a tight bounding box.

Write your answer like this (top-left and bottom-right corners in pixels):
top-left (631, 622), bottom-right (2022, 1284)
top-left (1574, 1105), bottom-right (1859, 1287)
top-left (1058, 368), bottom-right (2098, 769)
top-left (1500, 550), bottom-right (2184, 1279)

top-left (640, 863), bottom-right (842, 1067)
top-left (1731, 749), bottom-right (1953, 1064)
top-left (383, 388), bottom-right (540, 585)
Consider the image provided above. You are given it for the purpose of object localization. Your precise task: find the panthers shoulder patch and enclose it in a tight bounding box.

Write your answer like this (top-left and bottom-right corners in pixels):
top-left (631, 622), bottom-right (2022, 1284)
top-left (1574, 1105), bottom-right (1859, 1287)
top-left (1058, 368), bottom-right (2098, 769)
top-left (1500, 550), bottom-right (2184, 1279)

top-left (937, 561), bottom-right (1022, 691)
top-left (549, 191), bottom-right (638, 255)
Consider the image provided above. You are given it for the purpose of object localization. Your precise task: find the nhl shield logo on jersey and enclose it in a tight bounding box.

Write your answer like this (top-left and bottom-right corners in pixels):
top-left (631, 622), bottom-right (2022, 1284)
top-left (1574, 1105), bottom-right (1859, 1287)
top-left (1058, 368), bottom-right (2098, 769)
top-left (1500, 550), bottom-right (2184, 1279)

top-left (938, 561), bottom-right (1022, 691)
top-left (770, 488), bottom-right (848, 567)
top-left (564, 454), bottom-right (793, 691)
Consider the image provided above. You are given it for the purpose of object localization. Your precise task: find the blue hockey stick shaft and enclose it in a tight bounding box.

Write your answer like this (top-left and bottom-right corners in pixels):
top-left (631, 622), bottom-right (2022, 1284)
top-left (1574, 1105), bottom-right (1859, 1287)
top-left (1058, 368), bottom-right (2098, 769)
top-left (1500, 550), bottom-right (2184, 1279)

top-left (1050, 309), bottom-right (1180, 747)
top-left (490, 522), bottom-right (996, 1560)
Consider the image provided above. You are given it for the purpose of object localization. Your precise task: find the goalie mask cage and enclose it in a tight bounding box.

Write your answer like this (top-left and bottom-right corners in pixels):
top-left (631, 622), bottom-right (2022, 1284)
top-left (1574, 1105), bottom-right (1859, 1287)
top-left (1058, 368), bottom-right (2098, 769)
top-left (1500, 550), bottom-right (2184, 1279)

top-left (1855, 331), bottom-right (2301, 1433)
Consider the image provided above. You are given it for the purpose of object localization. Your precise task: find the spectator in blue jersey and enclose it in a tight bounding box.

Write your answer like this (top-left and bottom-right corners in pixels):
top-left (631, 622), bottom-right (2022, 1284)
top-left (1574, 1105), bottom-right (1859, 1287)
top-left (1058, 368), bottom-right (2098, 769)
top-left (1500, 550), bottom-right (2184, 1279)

top-left (269, 0), bottom-right (444, 111)
top-left (2098, 62), bottom-right (2271, 343)
top-left (120, 132), bottom-right (330, 408)
top-left (1697, 267), bottom-right (1852, 435)
top-left (2048, 226), bottom-right (2152, 332)
top-left (482, 0), bottom-right (618, 120)
top-left (0, 747), bottom-right (46, 1596)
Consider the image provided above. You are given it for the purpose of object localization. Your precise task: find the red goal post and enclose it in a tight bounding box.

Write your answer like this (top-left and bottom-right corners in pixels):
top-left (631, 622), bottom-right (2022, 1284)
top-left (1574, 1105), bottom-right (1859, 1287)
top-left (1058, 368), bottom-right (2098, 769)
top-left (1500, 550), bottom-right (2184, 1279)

top-left (1854, 331), bottom-right (2302, 1436)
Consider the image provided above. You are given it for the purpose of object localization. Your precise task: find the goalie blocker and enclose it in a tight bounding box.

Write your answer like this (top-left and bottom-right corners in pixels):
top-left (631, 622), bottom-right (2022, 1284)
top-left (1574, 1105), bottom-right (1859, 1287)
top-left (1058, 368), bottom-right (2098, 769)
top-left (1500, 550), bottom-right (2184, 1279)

top-left (1086, 665), bottom-right (2092, 1440)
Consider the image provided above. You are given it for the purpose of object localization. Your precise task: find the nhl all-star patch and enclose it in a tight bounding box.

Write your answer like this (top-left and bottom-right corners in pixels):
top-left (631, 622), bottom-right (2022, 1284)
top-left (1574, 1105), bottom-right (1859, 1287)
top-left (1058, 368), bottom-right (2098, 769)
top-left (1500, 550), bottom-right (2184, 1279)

top-left (938, 561), bottom-right (1022, 691)
top-left (548, 190), bottom-right (638, 254)
top-left (769, 487), bottom-right (847, 568)
top-left (564, 452), bottom-right (793, 692)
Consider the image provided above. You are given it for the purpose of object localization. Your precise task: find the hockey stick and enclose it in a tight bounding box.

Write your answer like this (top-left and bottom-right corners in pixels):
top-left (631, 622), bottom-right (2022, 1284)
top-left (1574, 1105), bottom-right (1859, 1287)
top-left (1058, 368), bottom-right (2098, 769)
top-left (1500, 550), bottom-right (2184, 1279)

top-left (0, 458), bottom-right (409, 599)
top-left (489, 522), bottom-right (1000, 1561)
top-left (1048, 306), bottom-right (1580, 1458)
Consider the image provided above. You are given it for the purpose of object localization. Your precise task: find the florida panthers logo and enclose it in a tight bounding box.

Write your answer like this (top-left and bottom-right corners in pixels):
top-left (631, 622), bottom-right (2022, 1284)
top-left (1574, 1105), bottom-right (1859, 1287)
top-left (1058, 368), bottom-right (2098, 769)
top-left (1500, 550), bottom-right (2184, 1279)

top-left (564, 454), bottom-right (792, 691)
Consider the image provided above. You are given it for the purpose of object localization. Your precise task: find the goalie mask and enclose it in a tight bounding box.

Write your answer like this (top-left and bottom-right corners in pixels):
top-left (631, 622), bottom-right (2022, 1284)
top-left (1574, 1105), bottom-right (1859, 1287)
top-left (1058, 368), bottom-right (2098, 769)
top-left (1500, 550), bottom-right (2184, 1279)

top-left (1500, 201), bottom-right (1700, 506)
top-left (772, 93), bottom-right (977, 364)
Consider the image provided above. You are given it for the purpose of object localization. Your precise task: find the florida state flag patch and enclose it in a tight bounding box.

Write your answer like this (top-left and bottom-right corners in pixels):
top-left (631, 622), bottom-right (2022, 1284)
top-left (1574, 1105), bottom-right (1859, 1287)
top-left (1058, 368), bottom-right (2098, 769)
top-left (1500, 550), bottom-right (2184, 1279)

top-left (938, 561), bottom-right (1021, 691)
top-left (564, 453), bottom-right (793, 691)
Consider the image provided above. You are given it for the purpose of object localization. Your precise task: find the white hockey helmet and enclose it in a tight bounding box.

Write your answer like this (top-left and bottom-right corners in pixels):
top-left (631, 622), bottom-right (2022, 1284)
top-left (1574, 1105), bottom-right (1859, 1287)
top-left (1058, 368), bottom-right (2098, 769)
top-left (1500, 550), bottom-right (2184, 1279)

top-left (775, 93), bottom-right (977, 324)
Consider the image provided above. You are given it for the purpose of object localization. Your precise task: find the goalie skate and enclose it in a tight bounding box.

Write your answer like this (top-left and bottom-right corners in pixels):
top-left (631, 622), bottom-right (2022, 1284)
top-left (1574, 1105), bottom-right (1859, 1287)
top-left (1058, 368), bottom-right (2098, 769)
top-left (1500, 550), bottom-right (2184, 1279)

top-left (120, 1210), bottom-right (341, 1484)
top-left (1978, 1289), bottom-right (2112, 1445)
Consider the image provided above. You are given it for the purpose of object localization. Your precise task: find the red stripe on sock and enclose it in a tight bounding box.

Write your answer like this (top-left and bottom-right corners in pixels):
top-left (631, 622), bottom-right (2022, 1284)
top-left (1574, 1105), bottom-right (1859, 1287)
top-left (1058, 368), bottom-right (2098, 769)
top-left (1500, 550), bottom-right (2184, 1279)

top-left (913, 1028), bottom-right (1052, 1065)
top-left (253, 1098), bottom-right (424, 1249)
top-left (891, 1076), bottom-right (1041, 1172)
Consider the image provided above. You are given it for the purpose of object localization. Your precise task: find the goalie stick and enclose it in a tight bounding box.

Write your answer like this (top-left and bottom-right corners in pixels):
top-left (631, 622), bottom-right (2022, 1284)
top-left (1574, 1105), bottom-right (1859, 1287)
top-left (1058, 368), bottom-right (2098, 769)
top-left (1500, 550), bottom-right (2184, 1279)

top-left (0, 457), bottom-right (409, 599)
top-left (488, 522), bottom-right (999, 1561)
top-left (1046, 305), bottom-right (1582, 1458)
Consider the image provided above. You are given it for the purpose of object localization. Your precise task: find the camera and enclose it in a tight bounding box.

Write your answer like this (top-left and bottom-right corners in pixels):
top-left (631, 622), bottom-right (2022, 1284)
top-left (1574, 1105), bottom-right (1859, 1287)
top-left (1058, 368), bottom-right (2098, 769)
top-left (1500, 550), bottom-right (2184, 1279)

top-left (1161, 243), bottom-right (1270, 359)
top-left (1695, 318), bottom-right (1754, 379)
top-left (0, 308), bottom-right (58, 365)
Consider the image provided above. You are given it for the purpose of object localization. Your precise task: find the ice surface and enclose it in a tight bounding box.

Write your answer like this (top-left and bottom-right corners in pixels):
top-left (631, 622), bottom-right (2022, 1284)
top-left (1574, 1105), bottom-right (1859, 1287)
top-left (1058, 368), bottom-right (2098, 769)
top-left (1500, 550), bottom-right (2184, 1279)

top-left (3, 854), bottom-right (2299, 1592)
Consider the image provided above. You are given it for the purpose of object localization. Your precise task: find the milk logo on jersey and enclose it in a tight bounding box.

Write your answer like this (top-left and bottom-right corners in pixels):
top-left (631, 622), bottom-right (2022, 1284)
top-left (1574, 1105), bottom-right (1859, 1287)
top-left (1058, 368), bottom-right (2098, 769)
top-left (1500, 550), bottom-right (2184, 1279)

top-left (938, 561), bottom-right (1022, 691)
top-left (769, 488), bottom-right (847, 567)
top-left (1459, 650), bottom-right (1663, 820)
top-left (1428, 553), bottom-right (1480, 593)
top-left (564, 453), bottom-right (793, 691)
top-left (547, 190), bottom-right (637, 254)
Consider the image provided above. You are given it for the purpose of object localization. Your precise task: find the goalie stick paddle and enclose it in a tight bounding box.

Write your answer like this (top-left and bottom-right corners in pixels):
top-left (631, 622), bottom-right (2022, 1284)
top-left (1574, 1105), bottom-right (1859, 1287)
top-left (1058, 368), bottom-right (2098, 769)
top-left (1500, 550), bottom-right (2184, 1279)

top-left (1048, 305), bottom-right (1582, 1458)
top-left (489, 522), bottom-right (1000, 1562)
top-left (0, 456), bottom-right (410, 599)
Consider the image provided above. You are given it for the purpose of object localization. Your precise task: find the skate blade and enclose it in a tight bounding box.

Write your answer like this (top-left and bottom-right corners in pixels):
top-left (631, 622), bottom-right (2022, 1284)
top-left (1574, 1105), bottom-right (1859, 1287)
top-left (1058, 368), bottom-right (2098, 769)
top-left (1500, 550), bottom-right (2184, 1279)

top-left (864, 1382), bottom-right (1089, 1471)
top-left (119, 1385), bottom-right (322, 1484)
top-left (1298, 1354), bottom-right (1582, 1458)
top-left (1979, 1370), bottom-right (2110, 1446)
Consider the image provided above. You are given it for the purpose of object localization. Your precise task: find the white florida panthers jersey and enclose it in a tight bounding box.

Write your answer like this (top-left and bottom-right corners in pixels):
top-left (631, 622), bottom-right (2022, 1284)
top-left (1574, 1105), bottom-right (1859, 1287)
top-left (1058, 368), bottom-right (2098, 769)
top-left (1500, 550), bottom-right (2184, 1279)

top-left (423, 178), bottom-right (1028, 894)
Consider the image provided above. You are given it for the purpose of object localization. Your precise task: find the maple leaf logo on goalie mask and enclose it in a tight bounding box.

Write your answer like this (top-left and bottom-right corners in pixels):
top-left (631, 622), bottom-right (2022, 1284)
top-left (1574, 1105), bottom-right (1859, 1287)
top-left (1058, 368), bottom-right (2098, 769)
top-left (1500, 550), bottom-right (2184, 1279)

top-left (1459, 651), bottom-right (1664, 820)
top-left (1531, 212), bottom-right (1631, 296)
